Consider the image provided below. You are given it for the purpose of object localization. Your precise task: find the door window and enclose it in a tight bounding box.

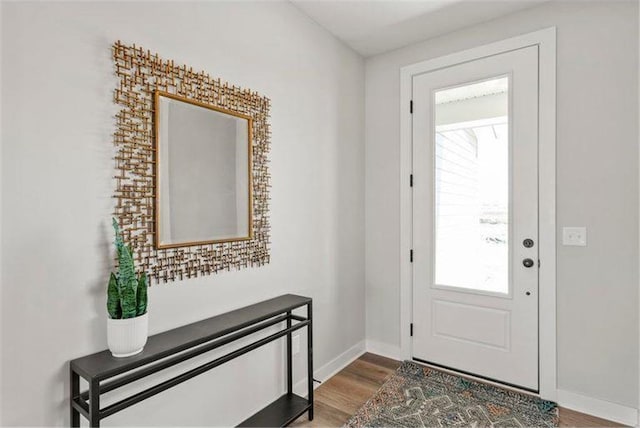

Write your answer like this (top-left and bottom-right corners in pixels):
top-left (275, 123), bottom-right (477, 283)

top-left (433, 77), bottom-right (510, 294)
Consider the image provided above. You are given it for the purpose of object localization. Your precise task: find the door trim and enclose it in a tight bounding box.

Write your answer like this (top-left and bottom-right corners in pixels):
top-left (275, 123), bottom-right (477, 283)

top-left (399, 27), bottom-right (557, 400)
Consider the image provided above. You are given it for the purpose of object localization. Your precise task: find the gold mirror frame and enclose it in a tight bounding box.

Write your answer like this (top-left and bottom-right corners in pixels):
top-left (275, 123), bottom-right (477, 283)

top-left (153, 90), bottom-right (255, 249)
top-left (112, 42), bottom-right (271, 283)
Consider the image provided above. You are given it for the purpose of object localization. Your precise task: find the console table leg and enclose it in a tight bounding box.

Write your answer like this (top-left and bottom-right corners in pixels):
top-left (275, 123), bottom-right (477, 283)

top-left (70, 369), bottom-right (80, 427)
top-left (307, 303), bottom-right (314, 421)
top-left (286, 311), bottom-right (292, 395)
top-left (89, 379), bottom-right (100, 427)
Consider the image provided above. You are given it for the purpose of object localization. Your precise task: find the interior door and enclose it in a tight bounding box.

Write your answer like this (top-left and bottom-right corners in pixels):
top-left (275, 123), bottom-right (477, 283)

top-left (412, 46), bottom-right (539, 391)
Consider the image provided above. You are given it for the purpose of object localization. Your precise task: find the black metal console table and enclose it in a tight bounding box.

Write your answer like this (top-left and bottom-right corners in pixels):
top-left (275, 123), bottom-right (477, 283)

top-left (69, 294), bottom-right (313, 427)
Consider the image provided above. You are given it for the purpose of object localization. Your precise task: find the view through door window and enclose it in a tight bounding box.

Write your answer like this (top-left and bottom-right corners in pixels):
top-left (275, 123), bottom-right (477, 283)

top-left (433, 77), bottom-right (509, 294)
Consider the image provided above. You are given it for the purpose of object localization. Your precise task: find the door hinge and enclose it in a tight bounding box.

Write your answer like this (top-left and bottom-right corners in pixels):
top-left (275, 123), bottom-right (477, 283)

top-left (410, 323), bottom-right (414, 337)
top-left (538, 259), bottom-right (541, 268)
top-left (410, 174), bottom-right (413, 187)
top-left (410, 249), bottom-right (413, 263)
top-left (410, 100), bottom-right (413, 114)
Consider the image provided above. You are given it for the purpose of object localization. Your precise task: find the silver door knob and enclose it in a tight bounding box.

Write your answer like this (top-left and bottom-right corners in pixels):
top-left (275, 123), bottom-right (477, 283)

top-left (522, 258), bottom-right (534, 268)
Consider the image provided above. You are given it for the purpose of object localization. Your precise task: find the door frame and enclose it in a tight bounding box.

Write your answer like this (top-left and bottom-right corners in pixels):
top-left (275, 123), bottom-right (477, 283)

top-left (399, 27), bottom-right (557, 400)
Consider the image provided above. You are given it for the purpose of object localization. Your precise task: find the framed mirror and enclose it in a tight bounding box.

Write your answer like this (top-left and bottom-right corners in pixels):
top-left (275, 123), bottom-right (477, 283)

top-left (154, 90), bottom-right (253, 249)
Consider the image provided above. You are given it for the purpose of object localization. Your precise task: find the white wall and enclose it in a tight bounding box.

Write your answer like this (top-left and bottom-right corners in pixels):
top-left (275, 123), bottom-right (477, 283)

top-left (1, 1), bottom-right (365, 425)
top-left (0, 1), bottom-right (3, 423)
top-left (365, 0), bottom-right (639, 409)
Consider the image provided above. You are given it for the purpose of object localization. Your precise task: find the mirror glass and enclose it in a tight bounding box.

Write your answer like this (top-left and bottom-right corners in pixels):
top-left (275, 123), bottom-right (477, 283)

top-left (155, 92), bottom-right (252, 248)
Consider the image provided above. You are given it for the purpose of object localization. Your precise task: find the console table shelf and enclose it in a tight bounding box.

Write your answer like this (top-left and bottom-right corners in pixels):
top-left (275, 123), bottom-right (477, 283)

top-left (69, 294), bottom-right (313, 427)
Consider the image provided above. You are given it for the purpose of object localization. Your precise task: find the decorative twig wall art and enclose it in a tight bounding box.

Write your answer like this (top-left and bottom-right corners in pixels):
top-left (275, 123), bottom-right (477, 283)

top-left (112, 41), bottom-right (271, 283)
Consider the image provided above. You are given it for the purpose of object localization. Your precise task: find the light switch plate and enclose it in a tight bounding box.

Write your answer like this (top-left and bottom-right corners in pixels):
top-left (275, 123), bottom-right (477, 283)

top-left (562, 227), bottom-right (587, 246)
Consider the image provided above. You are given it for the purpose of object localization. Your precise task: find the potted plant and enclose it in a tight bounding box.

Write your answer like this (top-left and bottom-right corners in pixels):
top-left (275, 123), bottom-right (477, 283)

top-left (106, 218), bottom-right (149, 358)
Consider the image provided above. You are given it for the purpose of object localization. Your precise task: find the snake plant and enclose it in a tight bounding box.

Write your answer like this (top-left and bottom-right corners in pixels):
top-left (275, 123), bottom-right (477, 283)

top-left (107, 218), bottom-right (148, 319)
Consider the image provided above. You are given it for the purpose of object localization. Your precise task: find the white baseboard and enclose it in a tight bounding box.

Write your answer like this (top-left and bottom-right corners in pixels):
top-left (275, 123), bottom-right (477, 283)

top-left (293, 340), bottom-right (366, 396)
top-left (557, 389), bottom-right (638, 426)
top-left (365, 339), bottom-right (402, 361)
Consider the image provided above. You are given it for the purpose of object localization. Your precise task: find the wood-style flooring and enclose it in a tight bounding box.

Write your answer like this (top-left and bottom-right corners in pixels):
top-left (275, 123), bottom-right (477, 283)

top-left (291, 353), bottom-right (623, 428)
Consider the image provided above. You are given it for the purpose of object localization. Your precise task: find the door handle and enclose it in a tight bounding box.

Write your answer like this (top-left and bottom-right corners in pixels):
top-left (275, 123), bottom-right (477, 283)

top-left (522, 258), bottom-right (534, 268)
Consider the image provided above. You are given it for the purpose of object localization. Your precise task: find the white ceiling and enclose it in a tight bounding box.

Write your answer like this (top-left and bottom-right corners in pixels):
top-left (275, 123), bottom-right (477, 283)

top-left (290, 0), bottom-right (550, 57)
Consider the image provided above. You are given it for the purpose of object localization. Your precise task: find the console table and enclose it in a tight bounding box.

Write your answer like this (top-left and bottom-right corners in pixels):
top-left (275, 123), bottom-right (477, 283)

top-left (69, 294), bottom-right (313, 427)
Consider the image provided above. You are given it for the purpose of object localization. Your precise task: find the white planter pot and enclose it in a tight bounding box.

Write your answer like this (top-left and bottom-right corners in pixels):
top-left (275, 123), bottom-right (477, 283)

top-left (107, 313), bottom-right (149, 358)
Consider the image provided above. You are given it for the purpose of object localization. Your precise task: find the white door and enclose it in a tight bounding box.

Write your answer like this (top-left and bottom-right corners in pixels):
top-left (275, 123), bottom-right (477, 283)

top-left (412, 46), bottom-right (539, 391)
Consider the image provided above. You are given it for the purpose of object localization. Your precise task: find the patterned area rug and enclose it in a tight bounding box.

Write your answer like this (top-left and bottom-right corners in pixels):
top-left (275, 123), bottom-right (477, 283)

top-left (345, 361), bottom-right (558, 427)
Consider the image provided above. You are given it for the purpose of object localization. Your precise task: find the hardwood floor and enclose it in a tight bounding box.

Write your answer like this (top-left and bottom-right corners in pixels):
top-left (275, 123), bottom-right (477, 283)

top-left (292, 353), bottom-right (623, 427)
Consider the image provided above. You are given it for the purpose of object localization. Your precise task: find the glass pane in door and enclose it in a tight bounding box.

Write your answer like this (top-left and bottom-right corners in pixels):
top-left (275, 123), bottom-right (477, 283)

top-left (433, 77), bottom-right (509, 294)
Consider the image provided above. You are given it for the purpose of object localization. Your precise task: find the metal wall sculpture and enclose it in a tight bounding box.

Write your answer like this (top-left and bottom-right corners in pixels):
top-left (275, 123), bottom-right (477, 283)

top-left (112, 41), bottom-right (271, 283)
